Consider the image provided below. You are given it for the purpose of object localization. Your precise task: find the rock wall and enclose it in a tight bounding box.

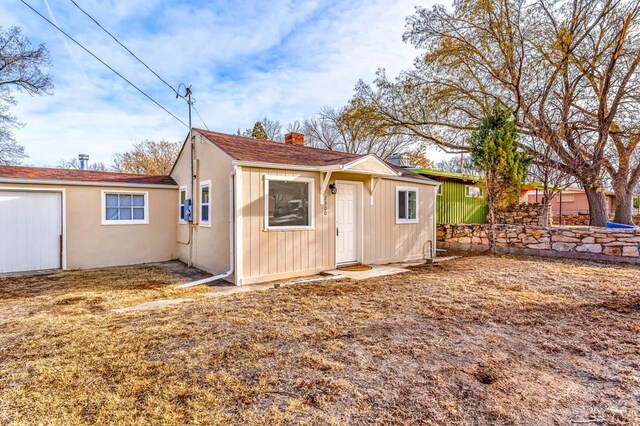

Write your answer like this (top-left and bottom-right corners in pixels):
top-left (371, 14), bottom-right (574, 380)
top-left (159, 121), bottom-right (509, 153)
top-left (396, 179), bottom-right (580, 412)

top-left (495, 203), bottom-right (550, 227)
top-left (554, 213), bottom-right (640, 226)
top-left (437, 223), bottom-right (640, 264)
top-left (554, 213), bottom-right (591, 226)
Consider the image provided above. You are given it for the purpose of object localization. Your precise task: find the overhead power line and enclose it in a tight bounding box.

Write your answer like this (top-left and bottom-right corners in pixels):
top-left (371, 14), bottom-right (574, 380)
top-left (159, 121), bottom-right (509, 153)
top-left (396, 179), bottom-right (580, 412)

top-left (68, 0), bottom-right (212, 132)
top-left (19, 0), bottom-right (188, 128)
top-left (192, 102), bottom-right (210, 130)
top-left (67, 0), bottom-right (179, 97)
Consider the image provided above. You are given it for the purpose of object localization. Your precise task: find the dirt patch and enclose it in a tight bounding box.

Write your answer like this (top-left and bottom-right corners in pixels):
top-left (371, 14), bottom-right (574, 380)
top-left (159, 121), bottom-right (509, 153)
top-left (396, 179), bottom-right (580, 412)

top-left (0, 254), bottom-right (639, 425)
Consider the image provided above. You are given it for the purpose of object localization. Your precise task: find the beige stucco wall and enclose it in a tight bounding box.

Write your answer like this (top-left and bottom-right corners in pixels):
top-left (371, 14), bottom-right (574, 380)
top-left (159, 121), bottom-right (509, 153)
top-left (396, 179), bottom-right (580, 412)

top-left (526, 191), bottom-right (615, 216)
top-left (0, 182), bottom-right (177, 269)
top-left (170, 132), bottom-right (234, 276)
top-left (239, 168), bottom-right (436, 285)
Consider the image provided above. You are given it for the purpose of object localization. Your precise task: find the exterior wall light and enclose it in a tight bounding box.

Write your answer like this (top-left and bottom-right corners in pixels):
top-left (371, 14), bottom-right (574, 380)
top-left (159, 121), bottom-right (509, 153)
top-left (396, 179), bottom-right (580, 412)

top-left (329, 183), bottom-right (337, 195)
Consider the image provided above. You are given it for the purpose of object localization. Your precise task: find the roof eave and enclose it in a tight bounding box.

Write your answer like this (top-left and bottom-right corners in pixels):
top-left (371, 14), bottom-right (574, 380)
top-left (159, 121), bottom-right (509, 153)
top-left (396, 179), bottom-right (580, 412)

top-left (232, 160), bottom-right (439, 186)
top-left (0, 177), bottom-right (178, 189)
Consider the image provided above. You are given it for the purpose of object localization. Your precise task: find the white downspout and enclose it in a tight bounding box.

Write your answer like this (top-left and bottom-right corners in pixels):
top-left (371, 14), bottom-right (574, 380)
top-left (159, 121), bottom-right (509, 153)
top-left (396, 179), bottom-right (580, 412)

top-left (177, 165), bottom-right (237, 288)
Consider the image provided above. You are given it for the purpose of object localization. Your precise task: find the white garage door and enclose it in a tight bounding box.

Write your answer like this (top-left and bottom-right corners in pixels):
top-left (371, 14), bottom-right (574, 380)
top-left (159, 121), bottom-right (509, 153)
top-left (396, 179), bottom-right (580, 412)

top-left (0, 191), bottom-right (62, 274)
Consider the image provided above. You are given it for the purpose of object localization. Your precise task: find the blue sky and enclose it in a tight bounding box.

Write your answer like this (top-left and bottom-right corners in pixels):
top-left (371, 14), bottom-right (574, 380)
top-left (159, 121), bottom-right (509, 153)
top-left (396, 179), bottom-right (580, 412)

top-left (2, 0), bottom-right (449, 167)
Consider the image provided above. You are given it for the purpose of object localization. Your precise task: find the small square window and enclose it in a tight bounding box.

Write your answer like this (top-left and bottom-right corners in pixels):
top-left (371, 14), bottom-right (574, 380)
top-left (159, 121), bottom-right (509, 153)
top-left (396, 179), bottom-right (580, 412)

top-left (102, 192), bottom-right (148, 225)
top-left (264, 176), bottom-right (314, 230)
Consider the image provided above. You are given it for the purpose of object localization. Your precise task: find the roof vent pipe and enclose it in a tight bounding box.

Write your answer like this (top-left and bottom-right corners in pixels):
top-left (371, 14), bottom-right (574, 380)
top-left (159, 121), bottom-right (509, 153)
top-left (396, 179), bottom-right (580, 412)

top-left (78, 154), bottom-right (89, 170)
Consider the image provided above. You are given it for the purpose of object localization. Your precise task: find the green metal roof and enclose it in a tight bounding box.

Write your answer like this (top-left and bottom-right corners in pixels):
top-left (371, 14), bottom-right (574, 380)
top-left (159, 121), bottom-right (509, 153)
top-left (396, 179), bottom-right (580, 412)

top-left (408, 168), bottom-right (481, 182)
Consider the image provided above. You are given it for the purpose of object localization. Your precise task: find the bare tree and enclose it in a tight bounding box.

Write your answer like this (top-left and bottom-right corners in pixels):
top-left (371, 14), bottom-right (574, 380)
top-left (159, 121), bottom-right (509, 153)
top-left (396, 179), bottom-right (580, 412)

top-left (259, 116), bottom-right (283, 141)
top-left (527, 138), bottom-right (577, 225)
top-left (434, 154), bottom-right (475, 173)
top-left (355, 0), bottom-right (640, 226)
top-left (113, 140), bottom-right (180, 175)
top-left (58, 156), bottom-right (108, 171)
top-left (0, 108), bottom-right (26, 165)
top-left (299, 105), bottom-right (415, 160)
top-left (0, 26), bottom-right (53, 165)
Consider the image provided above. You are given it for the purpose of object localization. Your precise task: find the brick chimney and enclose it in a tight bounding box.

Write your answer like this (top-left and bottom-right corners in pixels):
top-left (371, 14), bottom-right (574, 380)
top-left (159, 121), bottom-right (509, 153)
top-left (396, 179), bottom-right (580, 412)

top-left (284, 132), bottom-right (304, 146)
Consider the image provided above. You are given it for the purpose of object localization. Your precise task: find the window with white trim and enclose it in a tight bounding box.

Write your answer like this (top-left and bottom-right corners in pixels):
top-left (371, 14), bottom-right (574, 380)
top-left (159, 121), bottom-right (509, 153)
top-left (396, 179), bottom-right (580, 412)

top-left (465, 185), bottom-right (483, 197)
top-left (200, 180), bottom-right (210, 225)
top-left (102, 191), bottom-right (148, 225)
top-left (396, 186), bottom-right (418, 223)
top-left (264, 176), bottom-right (314, 230)
top-left (179, 186), bottom-right (187, 222)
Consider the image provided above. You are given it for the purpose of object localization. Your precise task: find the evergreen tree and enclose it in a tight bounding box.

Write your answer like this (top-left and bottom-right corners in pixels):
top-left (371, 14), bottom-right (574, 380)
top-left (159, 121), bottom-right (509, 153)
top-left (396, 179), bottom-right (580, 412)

top-left (247, 122), bottom-right (268, 140)
top-left (469, 103), bottom-right (529, 250)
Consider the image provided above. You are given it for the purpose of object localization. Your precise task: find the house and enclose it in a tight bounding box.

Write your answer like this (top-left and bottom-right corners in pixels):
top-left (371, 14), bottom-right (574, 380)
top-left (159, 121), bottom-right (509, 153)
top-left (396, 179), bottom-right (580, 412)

top-left (409, 168), bottom-right (488, 224)
top-left (171, 130), bottom-right (438, 285)
top-left (0, 131), bottom-right (438, 284)
top-left (522, 186), bottom-right (615, 221)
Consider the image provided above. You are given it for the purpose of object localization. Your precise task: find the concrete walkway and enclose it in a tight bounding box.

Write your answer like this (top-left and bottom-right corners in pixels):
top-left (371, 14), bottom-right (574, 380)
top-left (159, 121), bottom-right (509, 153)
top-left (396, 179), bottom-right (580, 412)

top-left (323, 264), bottom-right (410, 280)
top-left (205, 274), bottom-right (347, 298)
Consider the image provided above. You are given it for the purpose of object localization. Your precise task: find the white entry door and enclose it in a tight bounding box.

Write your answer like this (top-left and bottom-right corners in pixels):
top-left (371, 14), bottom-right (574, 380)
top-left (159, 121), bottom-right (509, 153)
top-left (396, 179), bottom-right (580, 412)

top-left (0, 191), bottom-right (62, 274)
top-left (336, 182), bottom-right (359, 265)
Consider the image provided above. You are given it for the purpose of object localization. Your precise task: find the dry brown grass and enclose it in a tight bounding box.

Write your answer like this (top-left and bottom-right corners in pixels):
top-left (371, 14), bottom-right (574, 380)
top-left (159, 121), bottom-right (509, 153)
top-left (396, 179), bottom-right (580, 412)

top-left (1, 255), bottom-right (639, 425)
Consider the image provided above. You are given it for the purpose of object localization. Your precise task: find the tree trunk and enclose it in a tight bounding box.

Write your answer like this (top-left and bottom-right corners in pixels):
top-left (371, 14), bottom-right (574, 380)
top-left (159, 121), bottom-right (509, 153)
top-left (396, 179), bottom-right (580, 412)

top-left (611, 177), bottom-right (636, 225)
top-left (487, 196), bottom-right (496, 252)
top-left (541, 197), bottom-right (552, 227)
top-left (583, 185), bottom-right (609, 227)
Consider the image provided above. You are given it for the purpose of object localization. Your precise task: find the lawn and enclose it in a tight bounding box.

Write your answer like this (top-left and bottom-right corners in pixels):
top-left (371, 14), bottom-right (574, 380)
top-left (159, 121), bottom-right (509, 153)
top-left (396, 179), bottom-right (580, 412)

top-left (1, 255), bottom-right (639, 425)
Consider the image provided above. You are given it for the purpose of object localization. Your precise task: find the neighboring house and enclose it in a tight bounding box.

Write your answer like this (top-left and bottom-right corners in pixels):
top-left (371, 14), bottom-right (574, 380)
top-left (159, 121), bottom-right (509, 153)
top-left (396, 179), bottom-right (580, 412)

top-left (0, 131), bottom-right (438, 284)
top-left (410, 168), bottom-right (488, 224)
top-left (522, 186), bottom-right (615, 217)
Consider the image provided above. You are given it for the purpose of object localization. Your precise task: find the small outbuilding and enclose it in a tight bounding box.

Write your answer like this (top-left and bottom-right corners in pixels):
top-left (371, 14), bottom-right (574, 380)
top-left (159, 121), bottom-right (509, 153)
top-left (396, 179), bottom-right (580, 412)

top-left (410, 168), bottom-right (487, 224)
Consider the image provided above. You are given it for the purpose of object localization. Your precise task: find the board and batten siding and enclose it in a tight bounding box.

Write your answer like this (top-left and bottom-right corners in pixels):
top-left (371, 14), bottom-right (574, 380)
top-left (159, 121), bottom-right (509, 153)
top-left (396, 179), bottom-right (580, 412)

top-left (240, 168), bottom-right (436, 284)
top-left (241, 167), bottom-right (334, 284)
top-left (363, 177), bottom-right (435, 264)
top-left (437, 179), bottom-right (488, 224)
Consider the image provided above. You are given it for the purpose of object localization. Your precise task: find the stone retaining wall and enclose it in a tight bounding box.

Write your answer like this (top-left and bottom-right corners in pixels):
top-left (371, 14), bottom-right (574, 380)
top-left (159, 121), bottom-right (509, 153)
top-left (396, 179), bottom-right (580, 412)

top-left (496, 203), bottom-right (550, 227)
top-left (437, 223), bottom-right (640, 264)
top-left (553, 213), bottom-right (640, 226)
top-left (554, 214), bottom-right (591, 226)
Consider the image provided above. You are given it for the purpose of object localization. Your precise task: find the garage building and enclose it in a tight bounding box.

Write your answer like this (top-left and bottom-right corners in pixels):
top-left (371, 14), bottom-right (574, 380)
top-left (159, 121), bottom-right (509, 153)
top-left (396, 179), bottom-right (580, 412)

top-left (0, 166), bottom-right (177, 274)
